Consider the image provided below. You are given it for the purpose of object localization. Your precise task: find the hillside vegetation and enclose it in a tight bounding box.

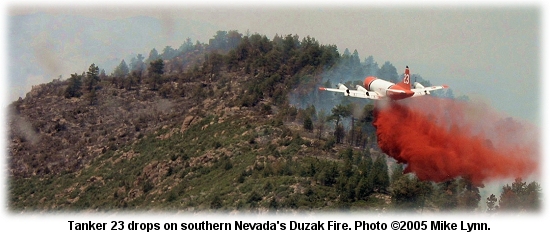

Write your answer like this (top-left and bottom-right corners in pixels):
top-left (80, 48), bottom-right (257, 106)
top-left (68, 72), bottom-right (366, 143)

top-left (8, 30), bottom-right (540, 213)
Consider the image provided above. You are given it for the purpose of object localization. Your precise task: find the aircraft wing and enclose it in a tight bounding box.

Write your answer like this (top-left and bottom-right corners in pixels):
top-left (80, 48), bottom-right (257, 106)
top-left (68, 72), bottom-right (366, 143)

top-left (319, 83), bottom-right (381, 100)
top-left (411, 85), bottom-right (449, 96)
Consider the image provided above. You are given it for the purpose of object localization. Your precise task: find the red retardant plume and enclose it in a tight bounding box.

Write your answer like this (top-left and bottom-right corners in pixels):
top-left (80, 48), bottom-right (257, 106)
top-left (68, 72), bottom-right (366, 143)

top-left (373, 97), bottom-right (539, 185)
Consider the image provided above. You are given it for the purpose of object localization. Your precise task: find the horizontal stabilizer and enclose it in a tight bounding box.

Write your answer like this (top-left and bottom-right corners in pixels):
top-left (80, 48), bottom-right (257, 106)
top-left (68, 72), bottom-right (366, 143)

top-left (411, 85), bottom-right (448, 97)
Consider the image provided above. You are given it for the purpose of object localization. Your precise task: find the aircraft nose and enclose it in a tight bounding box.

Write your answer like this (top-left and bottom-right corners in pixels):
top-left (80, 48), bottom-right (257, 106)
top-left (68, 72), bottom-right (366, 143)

top-left (364, 76), bottom-right (377, 90)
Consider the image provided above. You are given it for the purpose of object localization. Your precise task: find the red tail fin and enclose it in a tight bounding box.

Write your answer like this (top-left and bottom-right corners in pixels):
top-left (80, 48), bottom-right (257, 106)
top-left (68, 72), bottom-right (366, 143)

top-left (396, 66), bottom-right (411, 90)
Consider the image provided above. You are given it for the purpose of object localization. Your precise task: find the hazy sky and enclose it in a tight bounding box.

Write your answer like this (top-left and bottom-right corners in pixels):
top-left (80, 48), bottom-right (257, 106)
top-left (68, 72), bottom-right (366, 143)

top-left (6, 2), bottom-right (541, 125)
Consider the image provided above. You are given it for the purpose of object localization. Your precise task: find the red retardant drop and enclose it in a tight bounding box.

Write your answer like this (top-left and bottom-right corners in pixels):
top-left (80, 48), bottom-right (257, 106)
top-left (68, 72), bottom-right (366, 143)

top-left (373, 97), bottom-right (539, 185)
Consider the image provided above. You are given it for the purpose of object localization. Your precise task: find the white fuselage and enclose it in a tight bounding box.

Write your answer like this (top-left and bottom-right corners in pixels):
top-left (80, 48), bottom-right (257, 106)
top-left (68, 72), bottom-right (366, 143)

top-left (366, 79), bottom-right (395, 97)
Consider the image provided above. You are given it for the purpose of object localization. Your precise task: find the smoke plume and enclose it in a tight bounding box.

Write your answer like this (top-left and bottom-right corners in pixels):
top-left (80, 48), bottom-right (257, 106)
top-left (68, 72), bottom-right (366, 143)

top-left (373, 97), bottom-right (539, 185)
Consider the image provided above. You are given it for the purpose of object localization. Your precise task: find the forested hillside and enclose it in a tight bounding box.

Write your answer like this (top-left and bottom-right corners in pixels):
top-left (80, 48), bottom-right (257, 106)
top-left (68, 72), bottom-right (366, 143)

top-left (8, 30), bottom-right (540, 212)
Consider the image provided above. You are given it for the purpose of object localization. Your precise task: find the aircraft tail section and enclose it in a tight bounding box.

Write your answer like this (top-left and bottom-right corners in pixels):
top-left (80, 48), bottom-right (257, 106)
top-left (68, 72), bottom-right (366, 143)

top-left (396, 66), bottom-right (411, 90)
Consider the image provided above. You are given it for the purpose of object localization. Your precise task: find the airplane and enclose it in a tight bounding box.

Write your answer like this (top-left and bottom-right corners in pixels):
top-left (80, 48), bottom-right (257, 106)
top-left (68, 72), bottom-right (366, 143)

top-left (318, 66), bottom-right (448, 100)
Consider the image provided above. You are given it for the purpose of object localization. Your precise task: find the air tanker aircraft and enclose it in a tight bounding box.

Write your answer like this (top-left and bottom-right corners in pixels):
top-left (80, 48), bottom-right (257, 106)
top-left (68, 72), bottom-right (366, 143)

top-left (319, 66), bottom-right (448, 100)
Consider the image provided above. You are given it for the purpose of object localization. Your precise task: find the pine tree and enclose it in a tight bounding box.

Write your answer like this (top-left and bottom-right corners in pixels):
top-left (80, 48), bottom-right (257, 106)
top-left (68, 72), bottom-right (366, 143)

top-left (330, 104), bottom-right (352, 128)
top-left (85, 63), bottom-right (100, 91)
top-left (113, 60), bottom-right (129, 78)
top-left (486, 194), bottom-right (498, 213)
top-left (372, 156), bottom-right (389, 192)
top-left (64, 73), bottom-right (83, 98)
top-left (315, 109), bottom-right (328, 139)
top-left (86, 88), bottom-right (98, 106)
top-left (456, 178), bottom-right (480, 211)
top-left (390, 163), bottom-right (404, 184)
top-left (390, 174), bottom-right (431, 210)
top-left (330, 104), bottom-right (352, 144)
top-left (147, 48), bottom-right (159, 63)
top-left (378, 61), bottom-right (399, 82)
top-left (147, 59), bottom-right (164, 91)
top-left (435, 179), bottom-right (459, 210)
top-left (303, 116), bottom-right (313, 132)
top-left (498, 178), bottom-right (541, 211)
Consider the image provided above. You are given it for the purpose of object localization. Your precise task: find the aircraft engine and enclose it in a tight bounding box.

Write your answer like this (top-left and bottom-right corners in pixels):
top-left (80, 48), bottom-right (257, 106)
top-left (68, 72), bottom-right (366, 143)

top-left (413, 82), bottom-right (425, 89)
